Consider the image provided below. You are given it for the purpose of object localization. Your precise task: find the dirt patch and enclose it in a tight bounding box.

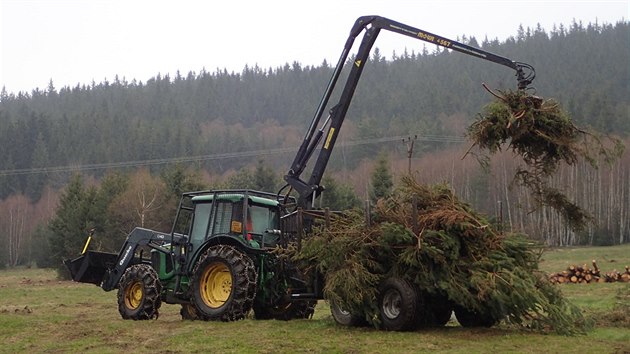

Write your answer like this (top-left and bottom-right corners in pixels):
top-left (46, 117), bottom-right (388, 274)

top-left (1, 305), bottom-right (33, 314)
top-left (19, 277), bottom-right (68, 287)
top-left (591, 286), bottom-right (630, 328)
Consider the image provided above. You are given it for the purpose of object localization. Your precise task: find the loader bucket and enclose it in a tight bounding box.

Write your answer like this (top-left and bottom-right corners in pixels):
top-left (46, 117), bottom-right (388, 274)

top-left (64, 251), bottom-right (118, 286)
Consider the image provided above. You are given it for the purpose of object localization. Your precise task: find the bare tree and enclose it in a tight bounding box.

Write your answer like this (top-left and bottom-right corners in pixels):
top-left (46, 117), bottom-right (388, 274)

top-left (0, 195), bottom-right (31, 266)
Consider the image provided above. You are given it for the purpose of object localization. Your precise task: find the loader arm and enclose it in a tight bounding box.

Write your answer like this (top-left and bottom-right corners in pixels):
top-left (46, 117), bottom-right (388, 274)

top-left (100, 228), bottom-right (174, 291)
top-left (283, 15), bottom-right (535, 208)
top-left (65, 227), bottom-right (186, 291)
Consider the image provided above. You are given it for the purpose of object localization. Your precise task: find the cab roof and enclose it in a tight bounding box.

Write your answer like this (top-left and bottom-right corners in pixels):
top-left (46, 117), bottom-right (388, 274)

top-left (192, 193), bottom-right (279, 207)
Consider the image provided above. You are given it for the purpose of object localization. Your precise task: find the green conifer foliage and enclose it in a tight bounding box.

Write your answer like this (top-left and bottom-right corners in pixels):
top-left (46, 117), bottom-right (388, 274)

top-left (370, 152), bottom-right (393, 204)
top-left (320, 175), bottom-right (361, 210)
top-left (467, 89), bottom-right (624, 230)
top-left (253, 159), bottom-right (278, 192)
top-left (295, 176), bottom-right (590, 334)
top-left (48, 174), bottom-right (98, 278)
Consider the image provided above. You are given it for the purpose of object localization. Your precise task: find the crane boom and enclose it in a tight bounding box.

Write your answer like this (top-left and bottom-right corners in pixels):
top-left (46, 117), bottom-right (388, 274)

top-left (283, 15), bottom-right (535, 208)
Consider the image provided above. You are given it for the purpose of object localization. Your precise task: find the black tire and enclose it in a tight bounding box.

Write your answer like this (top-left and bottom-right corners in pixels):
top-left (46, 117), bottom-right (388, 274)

top-left (378, 278), bottom-right (418, 331)
top-left (420, 295), bottom-right (452, 327)
top-left (191, 245), bottom-right (257, 321)
top-left (180, 303), bottom-right (199, 320)
top-left (117, 264), bottom-right (162, 320)
top-left (454, 305), bottom-right (497, 328)
top-left (330, 301), bottom-right (366, 327)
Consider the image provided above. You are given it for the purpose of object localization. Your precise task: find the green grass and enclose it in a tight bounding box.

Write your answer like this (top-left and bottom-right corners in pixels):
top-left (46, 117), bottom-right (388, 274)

top-left (1, 244), bottom-right (629, 353)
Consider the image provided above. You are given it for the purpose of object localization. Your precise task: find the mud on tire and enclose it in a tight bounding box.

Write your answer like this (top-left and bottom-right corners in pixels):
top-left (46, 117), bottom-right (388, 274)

top-left (191, 245), bottom-right (257, 321)
top-left (117, 264), bottom-right (162, 320)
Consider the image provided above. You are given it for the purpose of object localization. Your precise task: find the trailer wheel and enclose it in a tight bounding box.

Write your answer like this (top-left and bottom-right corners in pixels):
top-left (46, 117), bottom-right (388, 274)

top-left (420, 295), bottom-right (452, 327)
top-left (454, 305), bottom-right (497, 327)
top-left (427, 303), bottom-right (452, 327)
top-left (191, 245), bottom-right (257, 321)
top-left (117, 264), bottom-right (162, 320)
top-left (378, 278), bottom-right (418, 331)
top-left (330, 301), bottom-right (366, 327)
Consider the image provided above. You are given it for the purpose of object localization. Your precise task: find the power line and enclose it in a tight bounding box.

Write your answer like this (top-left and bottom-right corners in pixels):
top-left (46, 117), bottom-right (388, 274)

top-left (0, 134), bottom-right (465, 177)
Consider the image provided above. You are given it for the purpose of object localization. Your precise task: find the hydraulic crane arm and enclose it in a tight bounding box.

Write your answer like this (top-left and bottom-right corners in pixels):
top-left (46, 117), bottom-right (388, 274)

top-left (283, 15), bottom-right (536, 208)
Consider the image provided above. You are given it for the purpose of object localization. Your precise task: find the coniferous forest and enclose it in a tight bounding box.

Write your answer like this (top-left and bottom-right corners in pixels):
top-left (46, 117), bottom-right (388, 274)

top-left (0, 20), bottom-right (628, 268)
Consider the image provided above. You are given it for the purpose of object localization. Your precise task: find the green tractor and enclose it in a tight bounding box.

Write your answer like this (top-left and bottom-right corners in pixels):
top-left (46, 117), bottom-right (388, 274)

top-left (66, 15), bottom-right (535, 329)
top-left (66, 189), bottom-right (316, 321)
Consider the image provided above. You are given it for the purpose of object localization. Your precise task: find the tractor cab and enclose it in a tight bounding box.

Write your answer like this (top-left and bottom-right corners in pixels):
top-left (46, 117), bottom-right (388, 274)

top-left (180, 190), bottom-right (282, 264)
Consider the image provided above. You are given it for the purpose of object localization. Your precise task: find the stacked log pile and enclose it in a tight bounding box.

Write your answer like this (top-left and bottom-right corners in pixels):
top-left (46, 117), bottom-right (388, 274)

top-left (549, 260), bottom-right (630, 284)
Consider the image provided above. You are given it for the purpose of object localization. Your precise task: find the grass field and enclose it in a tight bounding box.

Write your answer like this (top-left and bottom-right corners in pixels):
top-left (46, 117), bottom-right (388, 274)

top-left (1, 244), bottom-right (629, 353)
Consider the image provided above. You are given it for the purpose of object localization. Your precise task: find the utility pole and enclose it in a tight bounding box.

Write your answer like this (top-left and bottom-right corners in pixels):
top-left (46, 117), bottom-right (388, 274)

top-left (402, 135), bottom-right (417, 174)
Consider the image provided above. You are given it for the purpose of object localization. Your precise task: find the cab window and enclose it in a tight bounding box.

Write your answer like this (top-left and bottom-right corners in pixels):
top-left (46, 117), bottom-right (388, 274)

top-left (246, 204), bottom-right (279, 248)
top-left (189, 202), bottom-right (211, 246)
top-left (247, 204), bottom-right (278, 235)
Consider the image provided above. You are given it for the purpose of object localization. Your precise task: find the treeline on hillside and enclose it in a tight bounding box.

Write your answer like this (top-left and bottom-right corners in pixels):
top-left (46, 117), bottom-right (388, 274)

top-left (0, 20), bottom-right (628, 202)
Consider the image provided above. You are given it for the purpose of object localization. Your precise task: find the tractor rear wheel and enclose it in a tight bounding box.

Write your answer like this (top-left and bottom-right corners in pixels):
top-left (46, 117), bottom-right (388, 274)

top-left (191, 245), bottom-right (257, 321)
top-left (378, 278), bottom-right (418, 331)
top-left (117, 264), bottom-right (162, 320)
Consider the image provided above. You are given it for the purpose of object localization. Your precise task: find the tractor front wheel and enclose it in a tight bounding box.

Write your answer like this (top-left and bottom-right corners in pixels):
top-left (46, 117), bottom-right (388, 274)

top-left (191, 245), bottom-right (257, 321)
top-left (117, 264), bottom-right (162, 320)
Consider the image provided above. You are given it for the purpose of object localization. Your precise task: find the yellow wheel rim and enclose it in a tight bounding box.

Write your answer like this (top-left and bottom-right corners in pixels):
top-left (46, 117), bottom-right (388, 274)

top-left (200, 262), bottom-right (232, 308)
top-left (124, 281), bottom-right (144, 310)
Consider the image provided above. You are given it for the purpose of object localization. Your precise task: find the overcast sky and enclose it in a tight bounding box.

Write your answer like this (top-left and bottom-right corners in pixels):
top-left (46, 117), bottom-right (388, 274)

top-left (1, 0), bottom-right (627, 94)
